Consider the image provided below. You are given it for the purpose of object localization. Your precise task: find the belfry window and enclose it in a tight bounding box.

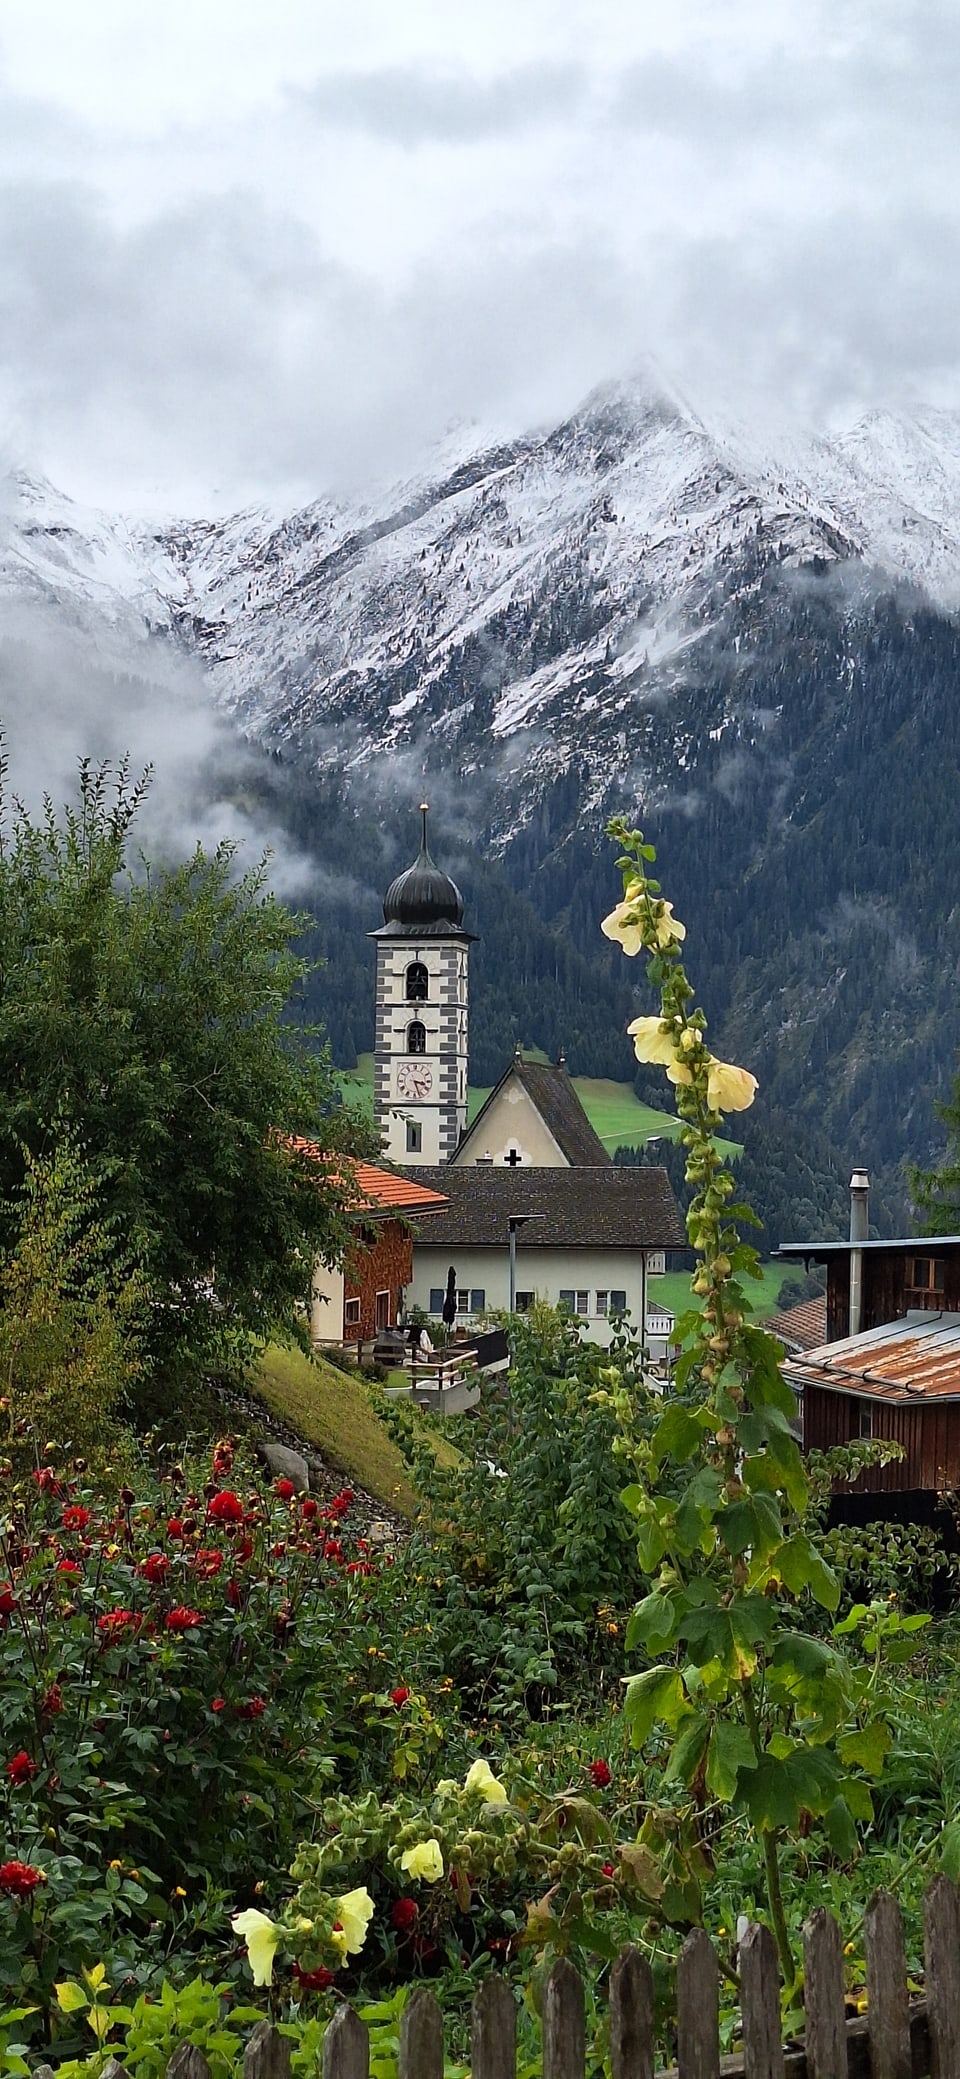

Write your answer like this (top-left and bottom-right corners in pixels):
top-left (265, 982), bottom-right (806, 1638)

top-left (407, 1020), bottom-right (427, 1055)
top-left (405, 961), bottom-right (428, 1003)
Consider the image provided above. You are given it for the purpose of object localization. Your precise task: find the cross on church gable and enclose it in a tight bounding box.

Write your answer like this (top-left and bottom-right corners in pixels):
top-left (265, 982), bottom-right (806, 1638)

top-left (503, 1147), bottom-right (523, 1166)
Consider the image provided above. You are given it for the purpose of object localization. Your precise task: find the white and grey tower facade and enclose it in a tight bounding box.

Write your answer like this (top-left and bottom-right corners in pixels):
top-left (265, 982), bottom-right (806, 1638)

top-left (370, 806), bottom-right (475, 1166)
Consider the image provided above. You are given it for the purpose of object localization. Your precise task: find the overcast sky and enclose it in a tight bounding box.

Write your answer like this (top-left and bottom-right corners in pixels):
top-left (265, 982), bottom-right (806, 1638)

top-left (0, 0), bottom-right (957, 512)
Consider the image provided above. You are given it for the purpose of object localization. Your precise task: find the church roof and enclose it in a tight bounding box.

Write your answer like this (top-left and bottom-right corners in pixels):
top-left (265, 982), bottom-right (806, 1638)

top-left (370, 804), bottom-right (476, 941)
top-left (457, 1051), bottom-right (612, 1166)
top-left (400, 1164), bottom-right (686, 1251)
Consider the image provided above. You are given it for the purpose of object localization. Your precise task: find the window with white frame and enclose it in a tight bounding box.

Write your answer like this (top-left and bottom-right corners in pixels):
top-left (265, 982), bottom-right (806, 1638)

top-left (596, 1290), bottom-right (609, 1316)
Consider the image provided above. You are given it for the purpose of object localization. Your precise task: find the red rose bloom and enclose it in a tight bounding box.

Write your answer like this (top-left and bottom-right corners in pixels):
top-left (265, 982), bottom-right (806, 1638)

top-left (294, 1964), bottom-right (335, 1992)
top-left (589, 1759), bottom-right (611, 1789)
top-left (6, 1751), bottom-right (37, 1786)
top-left (391, 1897), bottom-right (418, 1933)
top-left (61, 1505), bottom-right (90, 1532)
top-left (274, 1478), bottom-right (295, 1501)
top-left (165, 1607), bottom-right (203, 1632)
top-left (141, 1553), bottom-right (169, 1583)
top-left (208, 1490), bottom-right (244, 1524)
top-left (390, 1687), bottom-right (411, 1709)
top-left (0, 1860), bottom-right (44, 1896)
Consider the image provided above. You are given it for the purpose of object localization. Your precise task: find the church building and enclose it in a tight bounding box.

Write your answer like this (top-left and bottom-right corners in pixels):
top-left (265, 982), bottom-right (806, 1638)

top-left (366, 810), bottom-right (685, 1347)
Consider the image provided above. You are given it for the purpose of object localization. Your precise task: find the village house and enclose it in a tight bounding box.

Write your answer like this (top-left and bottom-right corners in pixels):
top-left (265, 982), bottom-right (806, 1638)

top-left (308, 1161), bottom-right (447, 1347)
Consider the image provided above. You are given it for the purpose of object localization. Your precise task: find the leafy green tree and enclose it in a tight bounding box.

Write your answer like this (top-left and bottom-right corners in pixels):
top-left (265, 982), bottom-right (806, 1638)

top-left (0, 758), bottom-right (369, 1387)
top-left (0, 1133), bottom-right (143, 1457)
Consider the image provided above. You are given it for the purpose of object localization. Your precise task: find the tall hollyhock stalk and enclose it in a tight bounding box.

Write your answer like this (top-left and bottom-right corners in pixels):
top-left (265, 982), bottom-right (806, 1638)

top-left (601, 822), bottom-right (890, 1988)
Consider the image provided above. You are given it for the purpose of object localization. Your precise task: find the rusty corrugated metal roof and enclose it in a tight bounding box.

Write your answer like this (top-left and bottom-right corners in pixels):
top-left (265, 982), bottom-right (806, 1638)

top-left (784, 1312), bottom-right (960, 1402)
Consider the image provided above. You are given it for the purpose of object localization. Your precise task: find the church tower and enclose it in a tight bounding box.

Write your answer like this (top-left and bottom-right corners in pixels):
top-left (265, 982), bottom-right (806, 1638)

top-left (370, 805), bottom-right (475, 1165)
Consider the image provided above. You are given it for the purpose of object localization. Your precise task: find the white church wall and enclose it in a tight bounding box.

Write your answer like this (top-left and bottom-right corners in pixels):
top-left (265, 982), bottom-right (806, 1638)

top-left (452, 1081), bottom-right (567, 1167)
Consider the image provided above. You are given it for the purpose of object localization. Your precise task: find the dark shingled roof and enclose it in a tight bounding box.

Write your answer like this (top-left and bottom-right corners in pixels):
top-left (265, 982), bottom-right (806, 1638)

top-left (458, 1053), bottom-right (612, 1166)
top-left (766, 1296), bottom-right (827, 1352)
top-left (402, 1165), bottom-right (686, 1251)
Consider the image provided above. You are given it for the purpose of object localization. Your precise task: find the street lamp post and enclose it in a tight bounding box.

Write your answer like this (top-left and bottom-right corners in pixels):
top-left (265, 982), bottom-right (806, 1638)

top-left (507, 1212), bottom-right (545, 1313)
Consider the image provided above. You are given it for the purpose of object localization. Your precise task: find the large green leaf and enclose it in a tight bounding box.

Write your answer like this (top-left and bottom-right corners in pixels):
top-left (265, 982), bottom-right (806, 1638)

top-left (623, 1666), bottom-right (689, 1744)
top-left (665, 1715), bottom-right (710, 1786)
top-left (705, 1721), bottom-right (756, 1802)
top-left (740, 1746), bottom-right (841, 1830)
top-left (651, 1403), bottom-right (719, 1468)
top-left (838, 1722), bottom-right (891, 1775)
top-left (626, 1592), bottom-right (679, 1652)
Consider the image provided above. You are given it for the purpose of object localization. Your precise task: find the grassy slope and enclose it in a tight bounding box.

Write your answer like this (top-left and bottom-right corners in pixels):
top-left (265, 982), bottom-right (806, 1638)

top-left (252, 1342), bottom-right (461, 1520)
top-left (652, 1262), bottom-right (784, 1323)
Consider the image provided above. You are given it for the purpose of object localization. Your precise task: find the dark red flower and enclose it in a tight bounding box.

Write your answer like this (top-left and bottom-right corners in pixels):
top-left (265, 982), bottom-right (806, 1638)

top-left (194, 1548), bottom-right (223, 1577)
top-left (301, 1498), bottom-right (318, 1519)
top-left (236, 1536), bottom-right (254, 1563)
top-left (390, 1687), bottom-right (411, 1709)
top-left (274, 1478), bottom-right (295, 1501)
top-left (0, 1860), bottom-right (44, 1896)
top-left (166, 1518), bottom-right (185, 1539)
top-left (345, 1561), bottom-right (373, 1576)
top-left (271, 1542), bottom-right (286, 1558)
top-left (61, 1505), bottom-right (90, 1532)
top-left (601, 1862), bottom-right (616, 1878)
top-left (589, 1759), bottom-right (611, 1789)
top-left (323, 1540), bottom-right (343, 1563)
top-left (41, 1683), bottom-right (63, 1717)
top-left (6, 1751), bottom-right (37, 1786)
top-left (208, 1490), bottom-right (244, 1524)
top-left (236, 1696), bottom-right (265, 1719)
top-left (97, 1608), bottom-right (141, 1637)
top-left (140, 1553), bottom-right (169, 1584)
top-left (391, 1897), bottom-right (418, 1933)
top-left (0, 1589), bottom-right (15, 1619)
top-left (226, 1580), bottom-right (243, 1608)
top-left (56, 1560), bottom-right (81, 1577)
top-left (211, 1697), bottom-right (227, 1713)
top-left (165, 1607), bottom-right (203, 1632)
top-left (31, 1468), bottom-right (63, 1497)
top-left (294, 1964), bottom-right (335, 1992)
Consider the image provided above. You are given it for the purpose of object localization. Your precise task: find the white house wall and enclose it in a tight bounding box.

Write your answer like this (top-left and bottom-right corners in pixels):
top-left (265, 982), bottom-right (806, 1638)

top-left (452, 1081), bottom-right (568, 1168)
top-left (310, 1262), bottom-right (345, 1344)
top-left (409, 1245), bottom-right (647, 1348)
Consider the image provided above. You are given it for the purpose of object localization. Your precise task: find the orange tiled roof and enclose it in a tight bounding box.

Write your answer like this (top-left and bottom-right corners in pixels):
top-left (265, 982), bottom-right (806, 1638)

top-left (284, 1137), bottom-right (446, 1218)
top-left (766, 1295), bottom-right (827, 1352)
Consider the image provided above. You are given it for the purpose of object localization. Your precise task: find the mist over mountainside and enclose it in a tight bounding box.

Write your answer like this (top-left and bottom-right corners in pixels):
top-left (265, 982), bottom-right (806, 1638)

top-left (4, 371), bottom-right (960, 1235)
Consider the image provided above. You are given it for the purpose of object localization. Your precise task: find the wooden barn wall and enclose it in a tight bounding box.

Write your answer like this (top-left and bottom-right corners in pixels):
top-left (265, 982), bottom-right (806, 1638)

top-left (803, 1385), bottom-right (960, 1492)
top-left (825, 1248), bottom-right (960, 1342)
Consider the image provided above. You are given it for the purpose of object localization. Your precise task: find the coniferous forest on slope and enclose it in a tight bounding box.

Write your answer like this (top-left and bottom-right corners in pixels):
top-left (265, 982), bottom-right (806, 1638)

top-left (209, 571), bottom-right (960, 1244)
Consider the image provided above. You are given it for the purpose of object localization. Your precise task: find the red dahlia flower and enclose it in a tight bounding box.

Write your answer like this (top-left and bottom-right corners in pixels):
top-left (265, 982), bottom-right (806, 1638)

top-left (6, 1751), bottom-right (37, 1786)
top-left (41, 1684), bottom-right (63, 1717)
top-left (141, 1553), bottom-right (169, 1583)
top-left (389, 1687), bottom-right (411, 1708)
top-left (391, 1897), bottom-right (418, 1932)
top-left (194, 1548), bottom-right (223, 1577)
top-left (0, 1589), bottom-right (14, 1618)
top-left (301, 1498), bottom-right (318, 1518)
top-left (166, 1518), bottom-right (184, 1539)
top-left (97, 1609), bottom-right (141, 1637)
top-left (0, 1860), bottom-right (44, 1896)
top-left (589, 1759), bottom-right (612, 1789)
top-left (274, 1478), bottom-right (295, 1501)
top-left (165, 1607), bottom-right (203, 1632)
top-left (294, 1964), bottom-right (335, 1991)
top-left (236, 1696), bottom-right (265, 1719)
top-left (56, 1560), bottom-right (81, 1576)
top-left (61, 1505), bottom-right (90, 1532)
top-left (208, 1490), bottom-right (244, 1524)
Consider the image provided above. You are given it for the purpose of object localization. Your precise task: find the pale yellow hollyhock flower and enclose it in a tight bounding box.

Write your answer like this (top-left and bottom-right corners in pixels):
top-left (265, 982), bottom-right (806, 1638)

top-left (666, 1060), bottom-right (693, 1087)
top-left (600, 879), bottom-right (646, 956)
top-left (464, 1758), bottom-right (508, 1803)
top-left (232, 1908), bottom-right (281, 1987)
top-left (400, 1838), bottom-right (445, 1883)
top-left (330, 1887), bottom-right (375, 1959)
top-left (627, 1016), bottom-right (677, 1067)
top-left (707, 1061), bottom-right (758, 1113)
top-left (652, 900), bottom-right (686, 948)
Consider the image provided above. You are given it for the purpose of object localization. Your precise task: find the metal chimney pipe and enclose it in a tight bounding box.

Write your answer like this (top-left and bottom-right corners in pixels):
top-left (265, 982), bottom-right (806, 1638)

top-left (849, 1168), bottom-right (869, 1337)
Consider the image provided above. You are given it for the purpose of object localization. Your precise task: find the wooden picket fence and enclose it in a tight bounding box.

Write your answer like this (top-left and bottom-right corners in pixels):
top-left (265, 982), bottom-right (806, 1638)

top-left (37, 1878), bottom-right (960, 2079)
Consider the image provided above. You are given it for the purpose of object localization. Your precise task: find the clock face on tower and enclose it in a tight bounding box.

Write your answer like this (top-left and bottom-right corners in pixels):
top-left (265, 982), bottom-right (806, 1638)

top-left (396, 1060), bottom-right (434, 1100)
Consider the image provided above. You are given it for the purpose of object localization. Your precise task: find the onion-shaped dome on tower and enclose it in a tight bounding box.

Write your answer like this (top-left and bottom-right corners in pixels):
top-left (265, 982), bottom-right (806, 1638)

top-left (373, 805), bottom-right (475, 940)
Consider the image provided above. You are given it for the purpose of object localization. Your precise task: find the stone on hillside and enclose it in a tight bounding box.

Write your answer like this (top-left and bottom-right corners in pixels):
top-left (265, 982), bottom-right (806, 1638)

top-left (258, 1440), bottom-right (311, 1494)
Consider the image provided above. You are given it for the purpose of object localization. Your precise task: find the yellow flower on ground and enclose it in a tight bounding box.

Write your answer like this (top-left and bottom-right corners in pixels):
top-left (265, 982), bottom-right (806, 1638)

top-left (626, 1016), bottom-right (677, 1067)
top-left (464, 1758), bottom-right (508, 1803)
top-left (706, 1060), bottom-right (758, 1113)
top-left (330, 1887), bottom-right (375, 1959)
top-left (400, 1838), bottom-right (445, 1883)
top-left (232, 1908), bottom-right (281, 1987)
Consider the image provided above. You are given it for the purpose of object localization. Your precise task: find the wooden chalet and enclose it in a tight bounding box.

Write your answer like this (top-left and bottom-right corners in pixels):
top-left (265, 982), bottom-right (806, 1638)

top-left (777, 1225), bottom-right (960, 1499)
